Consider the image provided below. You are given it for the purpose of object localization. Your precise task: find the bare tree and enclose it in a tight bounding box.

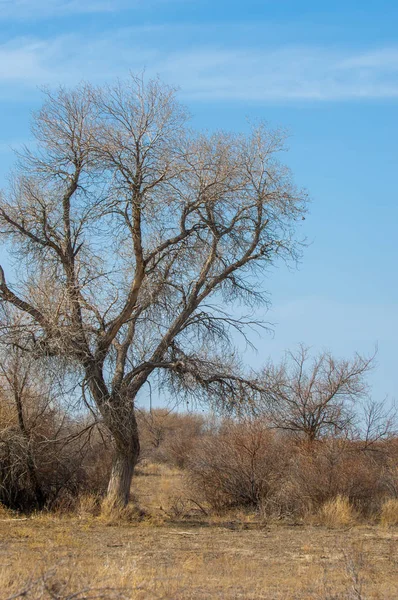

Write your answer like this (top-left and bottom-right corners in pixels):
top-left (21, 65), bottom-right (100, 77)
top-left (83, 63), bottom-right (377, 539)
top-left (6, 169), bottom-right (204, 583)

top-left (259, 345), bottom-right (375, 442)
top-left (358, 397), bottom-right (397, 448)
top-left (0, 75), bottom-right (308, 507)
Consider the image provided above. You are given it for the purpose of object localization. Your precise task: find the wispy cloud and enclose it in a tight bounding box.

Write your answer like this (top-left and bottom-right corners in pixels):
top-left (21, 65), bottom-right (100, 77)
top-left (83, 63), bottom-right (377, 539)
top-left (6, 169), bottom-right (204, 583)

top-left (0, 0), bottom-right (185, 20)
top-left (160, 46), bottom-right (398, 101)
top-left (1, 29), bottom-right (398, 102)
top-left (0, 39), bottom-right (50, 83)
top-left (0, 31), bottom-right (159, 86)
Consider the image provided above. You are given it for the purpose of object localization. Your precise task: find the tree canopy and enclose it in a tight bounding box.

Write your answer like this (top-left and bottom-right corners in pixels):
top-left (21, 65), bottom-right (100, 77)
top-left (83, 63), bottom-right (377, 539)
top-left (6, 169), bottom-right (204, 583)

top-left (0, 75), bottom-right (308, 505)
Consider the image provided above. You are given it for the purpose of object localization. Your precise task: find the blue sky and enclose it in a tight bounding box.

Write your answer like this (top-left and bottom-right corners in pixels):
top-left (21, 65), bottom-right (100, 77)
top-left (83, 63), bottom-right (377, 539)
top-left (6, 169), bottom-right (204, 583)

top-left (0, 0), bottom-right (397, 402)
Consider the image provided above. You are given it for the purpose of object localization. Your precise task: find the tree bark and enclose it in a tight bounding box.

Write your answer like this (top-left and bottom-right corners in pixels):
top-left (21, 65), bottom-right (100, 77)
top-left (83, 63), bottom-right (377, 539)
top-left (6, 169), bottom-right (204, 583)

top-left (107, 443), bottom-right (139, 507)
top-left (105, 407), bottom-right (140, 508)
top-left (85, 367), bottom-right (142, 508)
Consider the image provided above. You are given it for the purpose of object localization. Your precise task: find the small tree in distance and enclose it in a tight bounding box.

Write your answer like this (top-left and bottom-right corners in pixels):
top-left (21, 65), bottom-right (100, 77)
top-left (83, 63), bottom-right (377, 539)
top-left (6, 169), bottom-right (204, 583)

top-left (259, 344), bottom-right (376, 442)
top-left (0, 75), bottom-right (308, 507)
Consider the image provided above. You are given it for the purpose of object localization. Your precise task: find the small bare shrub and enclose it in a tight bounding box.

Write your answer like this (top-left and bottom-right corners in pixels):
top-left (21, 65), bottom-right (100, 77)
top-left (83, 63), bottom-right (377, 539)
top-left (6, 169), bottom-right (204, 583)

top-left (318, 545), bottom-right (367, 600)
top-left (187, 419), bottom-right (291, 512)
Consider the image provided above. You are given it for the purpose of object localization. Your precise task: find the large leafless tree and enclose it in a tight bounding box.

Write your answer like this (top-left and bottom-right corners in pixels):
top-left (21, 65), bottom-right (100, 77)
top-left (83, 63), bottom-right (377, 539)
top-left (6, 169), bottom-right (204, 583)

top-left (0, 76), bottom-right (308, 506)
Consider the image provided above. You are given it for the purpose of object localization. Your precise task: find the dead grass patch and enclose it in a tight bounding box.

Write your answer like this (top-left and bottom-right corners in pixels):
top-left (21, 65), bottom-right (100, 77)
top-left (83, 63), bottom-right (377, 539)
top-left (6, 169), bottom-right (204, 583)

top-left (380, 498), bottom-right (398, 527)
top-left (1, 519), bottom-right (397, 599)
top-left (0, 502), bottom-right (15, 520)
top-left (2, 463), bottom-right (398, 598)
top-left (317, 495), bottom-right (358, 528)
top-left (77, 493), bottom-right (102, 518)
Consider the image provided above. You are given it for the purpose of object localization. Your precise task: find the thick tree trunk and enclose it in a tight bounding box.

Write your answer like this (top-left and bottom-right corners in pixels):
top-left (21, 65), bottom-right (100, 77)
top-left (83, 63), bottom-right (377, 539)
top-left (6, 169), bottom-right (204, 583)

top-left (107, 445), bottom-right (138, 507)
top-left (105, 409), bottom-right (140, 508)
top-left (85, 366), bottom-right (142, 508)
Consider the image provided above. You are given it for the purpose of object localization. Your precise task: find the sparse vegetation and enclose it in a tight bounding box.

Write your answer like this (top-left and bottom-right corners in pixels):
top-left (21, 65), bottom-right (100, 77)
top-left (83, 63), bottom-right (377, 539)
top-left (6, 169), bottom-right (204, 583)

top-left (1, 400), bottom-right (398, 599)
top-left (1, 463), bottom-right (398, 600)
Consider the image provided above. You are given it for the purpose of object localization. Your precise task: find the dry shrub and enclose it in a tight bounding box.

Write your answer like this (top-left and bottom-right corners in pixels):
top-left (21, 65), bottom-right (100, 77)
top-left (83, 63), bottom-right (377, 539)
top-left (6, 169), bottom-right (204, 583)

top-left (380, 498), bottom-right (398, 526)
top-left (259, 478), bottom-right (309, 520)
top-left (187, 419), bottom-right (291, 512)
top-left (380, 441), bottom-right (398, 496)
top-left (0, 388), bottom-right (112, 512)
top-left (186, 418), bottom-right (398, 520)
top-left (285, 439), bottom-right (390, 518)
top-left (0, 501), bottom-right (14, 519)
top-left (163, 413), bottom-right (206, 469)
top-left (317, 495), bottom-right (358, 528)
top-left (137, 409), bottom-right (206, 468)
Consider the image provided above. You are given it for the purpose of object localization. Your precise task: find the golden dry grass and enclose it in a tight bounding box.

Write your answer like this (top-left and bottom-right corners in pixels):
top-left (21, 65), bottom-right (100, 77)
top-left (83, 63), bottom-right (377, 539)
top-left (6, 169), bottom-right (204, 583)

top-left (380, 498), bottom-right (398, 527)
top-left (317, 495), bottom-right (358, 529)
top-left (0, 464), bottom-right (397, 599)
top-left (1, 517), bottom-right (398, 599)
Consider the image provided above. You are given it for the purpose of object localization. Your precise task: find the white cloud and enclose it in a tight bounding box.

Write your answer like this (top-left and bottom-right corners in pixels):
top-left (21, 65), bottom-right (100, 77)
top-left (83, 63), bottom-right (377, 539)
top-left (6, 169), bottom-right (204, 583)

top-left (159, 46), bottom-right (398, 101)
top-left (0, 39), bottom-right (50, 83)
top-left (338, 48), bottom-right (398, 70)
top-left (1, 30), bottom-right (398, 102)
top-left (0, 33), bottom-right (156, 86)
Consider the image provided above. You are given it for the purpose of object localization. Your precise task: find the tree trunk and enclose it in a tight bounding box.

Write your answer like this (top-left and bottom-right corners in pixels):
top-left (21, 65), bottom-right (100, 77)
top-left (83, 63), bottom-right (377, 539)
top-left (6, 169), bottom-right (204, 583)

top-left (85, 368), bottom-right (142, 509)
top-left (105, 409), bottom-right (140, 508)
top-left (107, 445), bottom-right (138, 507)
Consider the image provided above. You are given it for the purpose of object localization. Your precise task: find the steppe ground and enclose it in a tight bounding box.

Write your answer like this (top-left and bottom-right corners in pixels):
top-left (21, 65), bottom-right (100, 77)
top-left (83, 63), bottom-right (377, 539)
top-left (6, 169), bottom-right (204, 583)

top-left (1, 464), bottom-right (397, 600)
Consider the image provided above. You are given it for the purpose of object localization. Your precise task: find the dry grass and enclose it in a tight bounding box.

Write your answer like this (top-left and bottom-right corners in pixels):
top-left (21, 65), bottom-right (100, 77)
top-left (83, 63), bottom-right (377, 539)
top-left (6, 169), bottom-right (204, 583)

top-left (1, 517), bottom-right (398, 599)
top-left (0, 502), bottom-right (14, 519)
top-left (77, 494), bottom-right (102, 518)
top-left (317, 495), bottom-right (358, 528)
top-left (380, 498), bottom-right (398, 527)
top-left (133, 463), bottom-right (190, 522)
top-left (1, 465), bottom-right (398, 599)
